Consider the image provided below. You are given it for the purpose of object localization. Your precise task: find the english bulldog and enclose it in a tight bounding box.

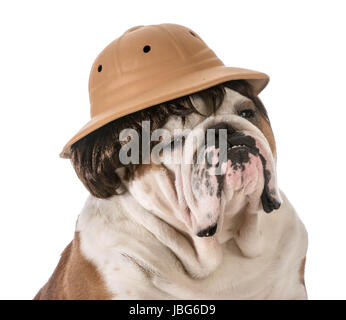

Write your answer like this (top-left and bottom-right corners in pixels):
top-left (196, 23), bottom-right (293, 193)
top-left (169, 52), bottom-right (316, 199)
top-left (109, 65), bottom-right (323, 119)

top-left (34, 80), bottom-right (308, 300)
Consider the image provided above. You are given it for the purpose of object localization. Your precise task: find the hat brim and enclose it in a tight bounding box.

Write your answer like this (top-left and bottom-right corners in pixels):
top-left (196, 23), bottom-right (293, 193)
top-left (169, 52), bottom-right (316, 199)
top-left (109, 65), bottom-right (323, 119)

top-left (60, 65), bottom-right (269, 158)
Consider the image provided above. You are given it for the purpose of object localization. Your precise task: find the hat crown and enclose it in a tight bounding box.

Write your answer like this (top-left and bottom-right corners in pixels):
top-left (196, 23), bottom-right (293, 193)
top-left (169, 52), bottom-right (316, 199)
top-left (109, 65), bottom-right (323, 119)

top-left (88, 24), bottom-right (223, 117)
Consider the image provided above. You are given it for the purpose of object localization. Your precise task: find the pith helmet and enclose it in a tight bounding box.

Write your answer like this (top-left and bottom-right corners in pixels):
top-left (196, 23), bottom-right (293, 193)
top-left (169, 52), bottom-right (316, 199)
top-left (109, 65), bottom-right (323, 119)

top-left (60, 23), bottom-right (269, 158)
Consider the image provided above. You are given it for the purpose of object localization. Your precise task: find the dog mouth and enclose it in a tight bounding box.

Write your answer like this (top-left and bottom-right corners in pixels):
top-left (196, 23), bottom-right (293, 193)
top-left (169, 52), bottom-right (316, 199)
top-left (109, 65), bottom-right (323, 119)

top-left (225, 134), bottom-right (259, 167)
top-left (227, 132), bottom-right (257, 149)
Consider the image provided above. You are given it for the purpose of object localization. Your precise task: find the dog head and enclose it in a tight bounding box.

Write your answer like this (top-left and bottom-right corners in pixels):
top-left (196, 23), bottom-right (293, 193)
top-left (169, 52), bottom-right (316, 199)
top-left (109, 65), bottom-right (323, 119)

top-left (71, 80), bottom-right (281, 238)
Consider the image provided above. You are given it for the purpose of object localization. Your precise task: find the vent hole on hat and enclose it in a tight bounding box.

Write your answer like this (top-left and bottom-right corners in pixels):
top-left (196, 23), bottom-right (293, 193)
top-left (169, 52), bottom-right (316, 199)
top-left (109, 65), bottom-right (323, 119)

top-left (189, 31), bottom-right (197, 37)
top-left (143, 45), bottom-right (151, 53)
top-left (97, 65), bottom-right (102, 72)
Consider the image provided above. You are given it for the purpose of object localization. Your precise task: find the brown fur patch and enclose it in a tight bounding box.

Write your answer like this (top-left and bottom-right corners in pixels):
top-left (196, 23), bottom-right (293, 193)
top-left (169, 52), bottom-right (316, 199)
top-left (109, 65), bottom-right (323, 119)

top-left (257, 113), bottom-right (277, 158)
top-left (34, 232), bottom-right (112, 300)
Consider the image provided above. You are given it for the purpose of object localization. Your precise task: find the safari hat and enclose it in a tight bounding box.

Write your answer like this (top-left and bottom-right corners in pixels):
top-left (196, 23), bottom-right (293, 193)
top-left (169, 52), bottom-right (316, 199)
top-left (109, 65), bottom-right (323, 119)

top-left (60, 23), bottom-right (269, 158)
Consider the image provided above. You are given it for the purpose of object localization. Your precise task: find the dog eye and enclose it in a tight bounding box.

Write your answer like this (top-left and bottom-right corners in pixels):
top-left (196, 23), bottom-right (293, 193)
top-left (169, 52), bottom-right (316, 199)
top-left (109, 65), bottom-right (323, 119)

top-left (238, 109), bottom-right (256, 119)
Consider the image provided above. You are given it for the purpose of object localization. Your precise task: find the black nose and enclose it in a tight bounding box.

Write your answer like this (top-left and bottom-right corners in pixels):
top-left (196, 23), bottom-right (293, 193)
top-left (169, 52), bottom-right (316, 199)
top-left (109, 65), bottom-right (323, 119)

top-left (206, 123), bottom-right (236, 148)
top-left (197, 223), bottom-right (218, 237)
top-left (206, 122), bottom-right (257, 151)
top-left (208, 122), bottom-right (236, 132)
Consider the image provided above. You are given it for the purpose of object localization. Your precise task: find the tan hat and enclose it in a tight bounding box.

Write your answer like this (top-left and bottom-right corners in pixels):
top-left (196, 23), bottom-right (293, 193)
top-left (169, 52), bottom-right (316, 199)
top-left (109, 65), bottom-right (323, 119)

top-left (60, 23), bottom-right (269, 158)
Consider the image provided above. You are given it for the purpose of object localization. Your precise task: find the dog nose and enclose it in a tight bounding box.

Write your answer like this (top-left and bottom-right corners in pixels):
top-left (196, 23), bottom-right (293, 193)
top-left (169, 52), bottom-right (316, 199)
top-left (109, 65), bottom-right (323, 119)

top-left (208, 122), bottom-right (235, 132)
top-left (197, 223), bottom-right (218, 237)
top-left (205, 122), bottom-right (235, 148)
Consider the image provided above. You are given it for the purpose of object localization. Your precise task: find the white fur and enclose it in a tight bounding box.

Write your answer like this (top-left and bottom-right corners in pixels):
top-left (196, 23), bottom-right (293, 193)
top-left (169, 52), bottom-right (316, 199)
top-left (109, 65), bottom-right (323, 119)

top-left (77, 191), bottom-right (307, 299)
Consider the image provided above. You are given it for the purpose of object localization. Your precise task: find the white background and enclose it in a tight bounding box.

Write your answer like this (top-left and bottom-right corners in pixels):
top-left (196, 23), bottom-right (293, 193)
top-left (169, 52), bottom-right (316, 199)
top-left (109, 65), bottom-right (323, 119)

top-left (0, 0), bottom-right (345, 300)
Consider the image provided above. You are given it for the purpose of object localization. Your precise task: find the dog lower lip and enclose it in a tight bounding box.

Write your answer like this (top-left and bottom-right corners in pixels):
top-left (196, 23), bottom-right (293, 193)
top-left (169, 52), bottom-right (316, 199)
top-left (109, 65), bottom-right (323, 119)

top-left (197, 223), bottom-right (218, 237)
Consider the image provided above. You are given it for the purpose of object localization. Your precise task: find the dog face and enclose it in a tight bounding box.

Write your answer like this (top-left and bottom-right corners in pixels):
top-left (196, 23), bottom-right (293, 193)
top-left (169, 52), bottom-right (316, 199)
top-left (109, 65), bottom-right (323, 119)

top-left (71, 80), bottom-right (281, 239)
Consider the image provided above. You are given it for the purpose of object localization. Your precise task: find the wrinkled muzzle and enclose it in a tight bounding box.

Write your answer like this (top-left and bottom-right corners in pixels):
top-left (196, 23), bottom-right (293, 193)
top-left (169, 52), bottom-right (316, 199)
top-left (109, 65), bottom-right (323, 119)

top-left (174, 115), bottom-right (282, 237)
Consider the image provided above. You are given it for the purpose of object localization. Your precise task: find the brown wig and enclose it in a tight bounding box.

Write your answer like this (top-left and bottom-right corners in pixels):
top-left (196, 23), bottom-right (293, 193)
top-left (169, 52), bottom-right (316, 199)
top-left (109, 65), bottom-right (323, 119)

top-left (70, 80), bottom-right (269, 198)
